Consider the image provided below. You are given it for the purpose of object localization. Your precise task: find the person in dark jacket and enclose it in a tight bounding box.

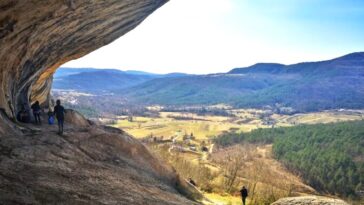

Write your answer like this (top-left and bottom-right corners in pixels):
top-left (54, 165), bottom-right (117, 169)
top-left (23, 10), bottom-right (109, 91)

top-left (189, 178), bottom-right (197, 187)
top-left (54, 99), bottom-right (66, 135)
top-left (240, 186), bottom-right (248, 205)
top-left (31, 101), bottom-right (41, 124)
top-left (17, 104), bottom-right (30, 123)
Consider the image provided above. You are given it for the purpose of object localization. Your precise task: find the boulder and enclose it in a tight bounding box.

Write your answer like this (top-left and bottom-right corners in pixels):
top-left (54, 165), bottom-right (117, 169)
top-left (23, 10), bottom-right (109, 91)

top-left (271, 196), bottom-right (349, 205)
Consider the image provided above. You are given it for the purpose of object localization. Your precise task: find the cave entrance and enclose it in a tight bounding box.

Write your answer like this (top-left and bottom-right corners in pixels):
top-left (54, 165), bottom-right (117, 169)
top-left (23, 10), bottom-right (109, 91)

top-left (0, 0), bottom-right (168, 127)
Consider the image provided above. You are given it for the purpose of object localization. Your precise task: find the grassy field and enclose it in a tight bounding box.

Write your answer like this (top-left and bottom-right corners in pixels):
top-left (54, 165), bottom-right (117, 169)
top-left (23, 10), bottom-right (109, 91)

top-left (279, 111), bottom-right (364, 124)
top-left (204, 193), bottom-right (242, 205)
top-left (112, 109), bottom-right (364, 141)
top-left (113, 111), bottom-right (267, 140)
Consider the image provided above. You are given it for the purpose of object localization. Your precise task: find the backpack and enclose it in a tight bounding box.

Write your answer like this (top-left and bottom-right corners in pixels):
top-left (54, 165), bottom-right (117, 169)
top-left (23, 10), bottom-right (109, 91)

top-left (48, 116), bottom-right (55, 125)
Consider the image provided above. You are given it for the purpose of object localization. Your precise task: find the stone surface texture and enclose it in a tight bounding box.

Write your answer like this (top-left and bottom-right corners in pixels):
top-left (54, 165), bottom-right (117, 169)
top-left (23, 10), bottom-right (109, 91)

top-left (0, 116), bottom-right (196, 204)
top-left (0, 0), bottom-right (167, 126)
top-left (0, 1), bottom-right (200, 204)
top-left (271, 196), bottom-right (349, 205)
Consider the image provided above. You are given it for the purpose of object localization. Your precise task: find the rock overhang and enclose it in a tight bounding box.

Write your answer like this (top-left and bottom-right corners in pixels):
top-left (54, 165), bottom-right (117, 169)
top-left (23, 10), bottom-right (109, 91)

top-left (0, 0), bottom-right (168, 128)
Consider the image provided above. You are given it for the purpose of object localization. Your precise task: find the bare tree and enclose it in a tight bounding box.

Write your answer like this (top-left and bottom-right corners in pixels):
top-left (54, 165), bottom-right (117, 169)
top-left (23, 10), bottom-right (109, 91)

top-left (222, 145), bottom-right (253, 193)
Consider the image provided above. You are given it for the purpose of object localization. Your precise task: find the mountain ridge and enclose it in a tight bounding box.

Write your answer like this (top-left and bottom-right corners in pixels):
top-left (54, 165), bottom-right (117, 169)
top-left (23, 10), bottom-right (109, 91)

top-left (121, 52), bottom-right (364, 111)
top-left (229, 52), bottom-right (364, 74)
top-left (53, 68), bottom-right (191, 93)
top-left (53, 52), bottom-right (364, 112)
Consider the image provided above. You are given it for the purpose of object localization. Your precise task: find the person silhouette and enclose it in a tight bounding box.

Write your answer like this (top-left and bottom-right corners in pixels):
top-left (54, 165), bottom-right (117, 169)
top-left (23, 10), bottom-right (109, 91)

top-left (53, 100), bottom-right (66, 135)
top-left (240, 186), bottom-right (248, 205)
top-left (188, 178), bottom-right (197, 187)
top-left (17, 104), bottom-right (30, 123)
top-left (31, 101), bottom-right (41, 124)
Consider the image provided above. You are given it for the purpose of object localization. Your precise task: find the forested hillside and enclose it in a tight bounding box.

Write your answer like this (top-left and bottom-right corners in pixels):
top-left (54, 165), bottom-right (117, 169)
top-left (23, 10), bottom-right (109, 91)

top-left (53, 68), bottom-right (190, 93)
top-left (53, 69), bottom-right (156, 92)
top-left (53, 53), bottom-right (364, 112)
top-left (122, 52), bottom-right (364, 112)
top-left (214, 120), bottom-right (364, 198)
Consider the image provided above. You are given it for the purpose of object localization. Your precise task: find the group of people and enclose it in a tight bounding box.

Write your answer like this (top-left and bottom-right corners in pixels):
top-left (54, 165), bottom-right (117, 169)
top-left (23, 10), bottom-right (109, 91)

top-left (17, 99), bottom-right (66, 135)
top-left (22, 100), bottom-right (250, 204)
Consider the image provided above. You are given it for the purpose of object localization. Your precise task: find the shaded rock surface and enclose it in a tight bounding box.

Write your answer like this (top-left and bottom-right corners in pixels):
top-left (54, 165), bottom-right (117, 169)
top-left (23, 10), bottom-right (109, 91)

top-left (271, 196), bottom-right (349, 205)
top-left (0, 0), bottom-right (167, 122)
top-left (0, 117), bottom-right (196, 204)
top-left (0, 1), bottom-right (203, 204)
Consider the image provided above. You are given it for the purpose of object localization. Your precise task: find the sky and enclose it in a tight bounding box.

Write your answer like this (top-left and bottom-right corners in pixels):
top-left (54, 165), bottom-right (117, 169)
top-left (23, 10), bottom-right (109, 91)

top-left (64, 0), bottom-right (364, 74)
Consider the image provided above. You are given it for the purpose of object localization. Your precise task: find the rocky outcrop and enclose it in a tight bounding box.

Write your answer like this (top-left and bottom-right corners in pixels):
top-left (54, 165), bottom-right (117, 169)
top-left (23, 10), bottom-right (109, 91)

top-left (271, 196), bottom-right (349, 205)
top-left (0, 1), bottom-right (200, 204)
top-left (0, 0), bottom-right (167, 124)
top-left (64, 109), bottom-right (92, 127)
top-left (0, 118), bottom-right (197, 204)
top-left (0, 108), bottom-right (19, 136)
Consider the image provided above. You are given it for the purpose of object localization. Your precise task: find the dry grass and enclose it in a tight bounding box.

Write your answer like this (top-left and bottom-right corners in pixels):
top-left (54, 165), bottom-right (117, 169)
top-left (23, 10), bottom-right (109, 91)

top-left (111, 109), bottom-right (363, 204)
top-left (209, 144), bottom-right (317, 204)
top-left (281, 111), bottom-right (364, 124)
top-left (113, 111), bottom-right (265, 140)
top-left (113, 109), bottom-right (363, 141)
top-left (204, 193), bottom-right (242, 205)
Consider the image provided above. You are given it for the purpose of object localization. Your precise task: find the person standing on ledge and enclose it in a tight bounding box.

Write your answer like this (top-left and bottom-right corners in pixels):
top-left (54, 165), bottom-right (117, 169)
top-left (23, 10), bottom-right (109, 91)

top-left (240, 186), bottom-right (248, 205)
top-left (54, 99), bottom-right (66, 135)
top-left (31, 101), bottom-right (41, 124)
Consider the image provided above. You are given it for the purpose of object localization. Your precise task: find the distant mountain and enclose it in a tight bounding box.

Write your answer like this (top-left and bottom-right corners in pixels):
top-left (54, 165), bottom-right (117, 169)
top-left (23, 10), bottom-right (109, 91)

top-left (54, 68), bottom-right (101, 78)
top-left (124, 70), bottom-right (159, 76)
top-left (229, 63), bottom-right (285, 74)
top-left (124, 70), bottom-right (190, 77)
top-left (53, 69), bottom-right (157, 92)
top-left (121, 73), bottom-right (284, 105)
top-left (163, 72), bottom-right (191, 77)
top-left (122, 52), bottom-right (364, 112)
top-left (53, 68), bottom-right (190, 93)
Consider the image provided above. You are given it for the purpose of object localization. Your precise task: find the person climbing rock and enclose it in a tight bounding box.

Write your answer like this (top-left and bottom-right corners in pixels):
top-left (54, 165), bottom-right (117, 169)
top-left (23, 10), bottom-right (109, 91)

top-left (54, 100), bottom-right (66, 135)
top-left (31, 101), bottom-right (42, 124)
top-left (240, 186), bottom-right (248, 205)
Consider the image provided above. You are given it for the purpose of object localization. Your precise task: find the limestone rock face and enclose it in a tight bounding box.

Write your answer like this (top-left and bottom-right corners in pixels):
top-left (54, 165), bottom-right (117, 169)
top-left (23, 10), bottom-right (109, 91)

top-left (64, 109), bottom-right (91, 127)
top-left (0, 1), bottom-right (198, 204)
top-left (0, 0), bottom-right (167, 124)
top-left (0, 122), bottom-right (196, 204)
top-left (271, 196), bottom-right (349, 205)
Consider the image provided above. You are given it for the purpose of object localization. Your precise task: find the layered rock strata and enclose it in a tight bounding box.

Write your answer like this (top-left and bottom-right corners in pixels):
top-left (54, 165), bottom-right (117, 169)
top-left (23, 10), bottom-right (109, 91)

top-left (0, 0), bottom-right (167, 125)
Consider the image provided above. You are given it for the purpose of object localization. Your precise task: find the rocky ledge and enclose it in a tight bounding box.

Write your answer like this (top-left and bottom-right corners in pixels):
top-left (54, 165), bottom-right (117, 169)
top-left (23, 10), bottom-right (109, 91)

top-left (0, 111), bottom-right (197, 204)
top-left (271, 196), bottom-right (349, 205)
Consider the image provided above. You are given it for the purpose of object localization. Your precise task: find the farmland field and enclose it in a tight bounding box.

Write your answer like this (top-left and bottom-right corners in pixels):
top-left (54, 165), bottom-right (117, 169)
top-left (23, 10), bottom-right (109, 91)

top-left (112, 109), bottom-right (364, 141)
top-left (109, 108), bottom-right (364, 205)
top-left (112, 111), bottom-right (267, 140)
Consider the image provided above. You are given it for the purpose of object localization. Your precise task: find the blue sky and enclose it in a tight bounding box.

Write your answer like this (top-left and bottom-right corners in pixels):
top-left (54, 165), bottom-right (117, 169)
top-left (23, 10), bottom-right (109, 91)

top-left (64, 0), bottom-right (364, 74)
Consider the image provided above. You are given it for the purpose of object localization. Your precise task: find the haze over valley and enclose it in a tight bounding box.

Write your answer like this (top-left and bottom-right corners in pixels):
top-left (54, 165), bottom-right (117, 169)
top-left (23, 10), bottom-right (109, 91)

top-left (54, 52), bottom-right (364, 114)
